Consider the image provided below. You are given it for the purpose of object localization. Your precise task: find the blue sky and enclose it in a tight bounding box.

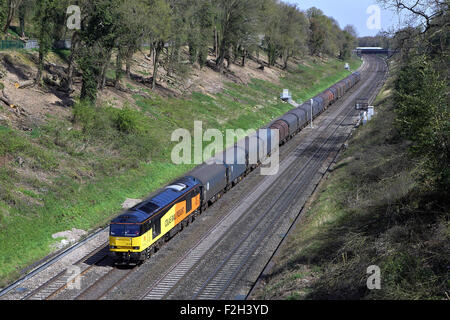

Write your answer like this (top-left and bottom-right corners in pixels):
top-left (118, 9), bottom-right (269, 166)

top-left (284, 0), bottom-right (400, 37)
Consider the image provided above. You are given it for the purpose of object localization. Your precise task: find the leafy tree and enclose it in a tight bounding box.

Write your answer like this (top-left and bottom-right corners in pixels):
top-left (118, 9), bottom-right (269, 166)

top-left (307, 7), bottom-right (327, 56)
top-left (0, 0), bottom-right (7, 37)
top-left (386, 0), bottom-right (450, 194)
top-left (163, 0), bottom-right (190, 79)
top-left (2, 0), bottom-right (22, 34)
top-left (34, 0), bottom-right (57, 86)
top-left (394, 54), bottom-right (449, 193)
top-left (146, 0), bottom-right (172, 89)
top-left (185, 0), bottom-right (214, 68)
top-left (214, 0), bottom-right (262, 72)
top-left (278, 3), bottom-right (308, 69)
top-left (114, 0), bottom-right (149, 87)
top-left (358, 32), bottom-right (392, 48)
top-left (17, 0), bottom-right (33, 37)
top-left (339, 25), bottom-right (357, 60)
top-left (263, 1), bottom-right (308, 69)
top-left (77, 0), bottom-right (121, 102)
top-left (22, 0), bottom-right (368, 100)
top-left (263, 0), bottom-right (283, 67)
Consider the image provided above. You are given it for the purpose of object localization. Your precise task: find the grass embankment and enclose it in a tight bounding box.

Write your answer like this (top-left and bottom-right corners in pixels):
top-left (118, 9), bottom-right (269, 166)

top-left (0, 55), bottom-right (361, 286)
top-left (252, 60), bottom-right (449, 300)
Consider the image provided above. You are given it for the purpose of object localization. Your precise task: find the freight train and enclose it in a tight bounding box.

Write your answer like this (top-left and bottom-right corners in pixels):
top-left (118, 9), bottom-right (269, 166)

top-left (109, 70), bottom-right (361, 264)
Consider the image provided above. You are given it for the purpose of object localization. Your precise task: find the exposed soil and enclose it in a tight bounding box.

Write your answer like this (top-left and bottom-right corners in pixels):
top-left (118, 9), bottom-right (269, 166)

top-left (0, 47), bottom-right (289, 132)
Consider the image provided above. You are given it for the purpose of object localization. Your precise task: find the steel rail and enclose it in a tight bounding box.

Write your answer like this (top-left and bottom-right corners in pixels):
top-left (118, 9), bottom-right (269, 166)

top-left (140, 56), bottom-right (379, 300)
top-left (191, 78), bottom-right (365, 299)
top-left (246, 56), bottom-right (387, 299)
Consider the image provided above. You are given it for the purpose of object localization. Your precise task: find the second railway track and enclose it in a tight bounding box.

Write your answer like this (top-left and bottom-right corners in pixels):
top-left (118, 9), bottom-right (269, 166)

top-left (0, 55), bottom-right (386, 300)
top-left (138, 55), bottom-right (387, 300)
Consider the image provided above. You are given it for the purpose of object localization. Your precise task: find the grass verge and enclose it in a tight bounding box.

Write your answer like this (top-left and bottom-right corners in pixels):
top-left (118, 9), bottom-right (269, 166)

top-left (251, 60), bottom-right (449, 300)
top-left (0, 55), bottom-right (362, 286)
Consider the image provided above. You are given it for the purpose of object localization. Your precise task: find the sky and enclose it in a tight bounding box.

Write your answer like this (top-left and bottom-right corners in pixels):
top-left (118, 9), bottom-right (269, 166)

top-left (284, 0), bottom-right (401, 37)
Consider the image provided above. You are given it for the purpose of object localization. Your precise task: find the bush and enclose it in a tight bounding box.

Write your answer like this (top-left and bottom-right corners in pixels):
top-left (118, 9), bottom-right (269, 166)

top-left (114, 105), bottom-right (144, 134)
top-left (72, 100), bottom-right (116, 138)
top-left (394, 55), bottom-right (449, 194)
top-left (71, 101), bottom-right (152, 167)
top-left (72, 100), bottom-right (98, 129)
top-left (0, 127), bottom-right (30, 156)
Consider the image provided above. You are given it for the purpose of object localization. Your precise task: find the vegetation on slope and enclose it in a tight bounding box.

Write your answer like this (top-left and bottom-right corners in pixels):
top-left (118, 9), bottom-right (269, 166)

top-left (251, 59), bottom-right (448, 300)
top-left (252, 0), bottom-right (449, 301)
top-left (0, 55), bottom-right (361, 287)
top-left (0, 0), bottom-right (364, 288)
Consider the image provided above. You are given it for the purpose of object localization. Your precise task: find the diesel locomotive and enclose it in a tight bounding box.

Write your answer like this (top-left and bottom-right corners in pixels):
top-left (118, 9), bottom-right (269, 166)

top-left (109, 70), bottom-right (361, 264)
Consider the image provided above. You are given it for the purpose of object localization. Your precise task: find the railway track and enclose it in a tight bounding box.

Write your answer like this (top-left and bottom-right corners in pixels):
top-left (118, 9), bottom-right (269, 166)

top-left (73, 264), bottom-right (137, 300)
top-left (191, 119), bottom-right (354, 299)
top-left (0, 227), bottom-right (109, 299)
top-left (22, 244), bottom-right (110, 300)
top-left (19, 243), bottom-right (139, 300)
top-left (138, 55), bottom-right (386, 300)
top-left (140, 104), bottom-right (358, 300)
top-left (246, 56), bottom-right (388, 299)
top-left (0, 55), bottom-right (385, 301)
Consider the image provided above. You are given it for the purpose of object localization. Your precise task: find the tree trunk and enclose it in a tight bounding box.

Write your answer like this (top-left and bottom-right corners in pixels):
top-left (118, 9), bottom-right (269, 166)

top-left (282, 50), bottom-right (289, 70)
top-left (214, 27), bottom-right (218, 57)
top-left (36, 48), bottom-right (44, 86)
top-left (165, 46), bottom-right (171, 77)
top-left (126, 55), bottom-right (131, 79)
top-left (2, 2), bottom-right (15, 33)
top-left (115, 49), bottom-right (123, 88)
top-left (216, 37), bottom-right (227, 73)
top-left (19, 17), bottom-right (25, 37)
top-left (66, 32), bottom-right (80, 92)
top-left (99, 51), bottom-right (112, 90)
top-left (123, 46), bottom-right (133, 80)
top-left (18, 1), bottom-right (26, 38)
top-left (152, 42), bottom-right (163, 90)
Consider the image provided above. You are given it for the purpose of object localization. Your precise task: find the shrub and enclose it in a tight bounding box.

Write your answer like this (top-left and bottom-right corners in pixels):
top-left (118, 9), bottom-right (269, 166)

top-left (114, 105), bottom-right (144, 134)
top-left (72, 100), bottom-right (97, 130)
top-left (394, 55), bottom-right (449, 194)
top-left (72, 100), bottom-right (115, 138)
top-left (0, 127), bottom-right (30, 156)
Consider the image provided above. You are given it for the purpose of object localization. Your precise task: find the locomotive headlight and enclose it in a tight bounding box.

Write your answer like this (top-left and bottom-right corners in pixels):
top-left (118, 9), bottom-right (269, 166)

top-left (110, 245), bottom-right (117, 249)
top-left (132, 246), bottom-right (140, 250)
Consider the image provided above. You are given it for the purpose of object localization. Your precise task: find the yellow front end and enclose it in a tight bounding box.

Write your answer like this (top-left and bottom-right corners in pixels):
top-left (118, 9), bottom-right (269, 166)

top-left (109, 231), bottom-right (153, 253)
top-left (109, 231), bottom-right (154, 262)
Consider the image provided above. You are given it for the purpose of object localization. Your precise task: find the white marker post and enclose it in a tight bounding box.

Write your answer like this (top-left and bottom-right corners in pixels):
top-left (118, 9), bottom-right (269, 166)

top-left (310, 98), bottom-right (314, 128)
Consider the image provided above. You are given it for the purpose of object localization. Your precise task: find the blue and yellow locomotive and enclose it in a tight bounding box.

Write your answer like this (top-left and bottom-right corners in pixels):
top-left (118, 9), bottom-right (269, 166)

top-left (109, 70), bottom-right (363, 264)
top-left (109, 177), bottom-right (201, 263)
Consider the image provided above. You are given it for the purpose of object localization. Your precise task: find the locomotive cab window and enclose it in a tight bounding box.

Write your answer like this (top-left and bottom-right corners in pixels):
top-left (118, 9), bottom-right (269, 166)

top-left (186, 192), bottom-right (192, 212)
top-left (110, 224), bottom-right (141, 237)
top-left (152, 219), bottom-right (161, 238)
top-left (143, 221), bottom-right (151, 233)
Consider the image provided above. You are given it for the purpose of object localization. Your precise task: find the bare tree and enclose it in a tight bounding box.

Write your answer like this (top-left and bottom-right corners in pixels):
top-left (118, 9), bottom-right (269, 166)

top-left (378, 0), bottom-right (447, 33)
top-left (2, 0), bottom-right (23, 33)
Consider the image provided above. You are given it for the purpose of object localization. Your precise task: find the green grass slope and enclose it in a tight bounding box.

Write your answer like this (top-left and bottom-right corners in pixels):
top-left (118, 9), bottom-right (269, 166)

top-left (251, 61), bottom-right (449, 300)
top-left (0, 55), bottom-right (361, 287)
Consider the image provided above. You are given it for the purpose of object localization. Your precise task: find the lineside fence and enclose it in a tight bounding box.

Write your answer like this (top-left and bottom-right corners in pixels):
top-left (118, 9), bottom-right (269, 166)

top-left (0, 39), bottom-right (72, 51)
top-left (0, 40), bottom-right (25, 50)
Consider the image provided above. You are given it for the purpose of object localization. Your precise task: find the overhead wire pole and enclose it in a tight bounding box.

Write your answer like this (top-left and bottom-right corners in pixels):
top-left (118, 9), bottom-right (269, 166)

top-left (310, 98), bottom-right (314, 128)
